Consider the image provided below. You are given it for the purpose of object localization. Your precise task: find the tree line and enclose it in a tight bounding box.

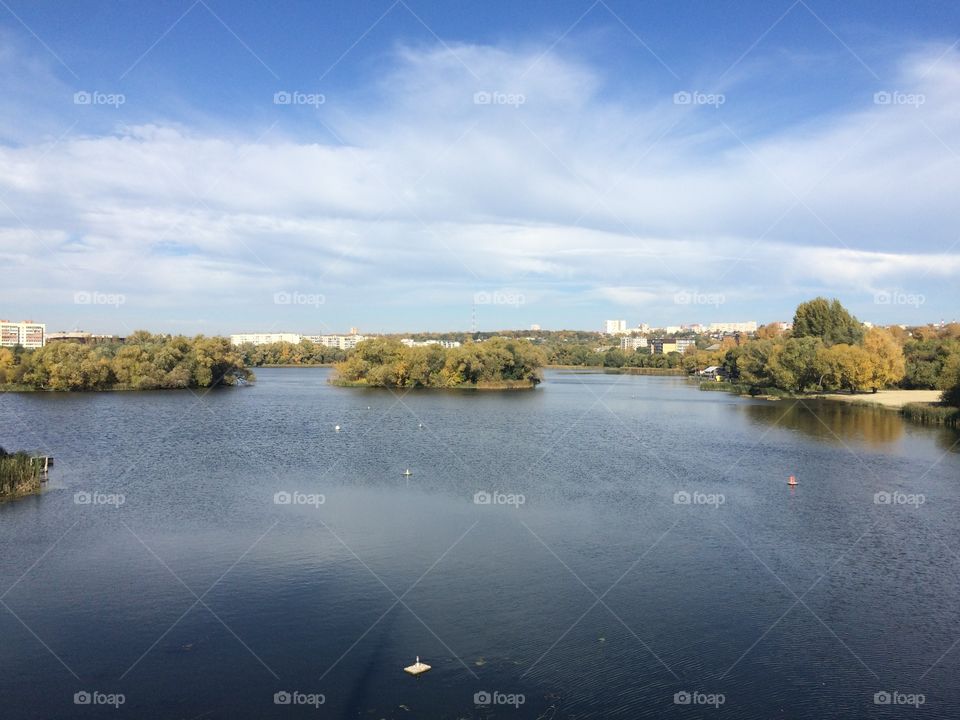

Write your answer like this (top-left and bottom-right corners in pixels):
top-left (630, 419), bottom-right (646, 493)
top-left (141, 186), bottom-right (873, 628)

top-left (686, 298), bottom-right (960, 405)
top-left (237, 340), bottom-right (348, 366)
top-left (0, 332), bottom-right (252, 391)
top-left (524, 298), bottom-right (960, 407)
top-left (333, 338), bottom-right (546, 388)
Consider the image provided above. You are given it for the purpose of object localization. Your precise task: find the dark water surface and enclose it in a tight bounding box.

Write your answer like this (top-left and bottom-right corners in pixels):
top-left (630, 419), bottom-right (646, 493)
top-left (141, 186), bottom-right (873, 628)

top-left (1, 369), bottom-right (959, 719)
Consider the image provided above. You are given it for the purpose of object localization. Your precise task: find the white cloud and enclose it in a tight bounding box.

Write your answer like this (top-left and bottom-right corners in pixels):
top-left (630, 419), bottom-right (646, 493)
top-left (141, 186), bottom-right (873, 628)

top-left (0, 40), bottom-right (958, 330)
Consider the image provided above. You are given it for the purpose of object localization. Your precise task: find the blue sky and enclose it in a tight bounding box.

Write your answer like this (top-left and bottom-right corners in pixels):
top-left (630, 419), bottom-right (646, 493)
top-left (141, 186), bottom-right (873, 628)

top-left (1, 0), bottom-right (958, 334)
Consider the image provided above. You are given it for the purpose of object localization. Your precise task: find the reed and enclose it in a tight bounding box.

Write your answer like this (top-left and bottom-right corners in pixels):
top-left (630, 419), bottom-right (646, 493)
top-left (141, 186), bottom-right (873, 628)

top-left (699, 381), bottom-right (745, 393)
top-left (901, 403), bottom-right (960, 428)
top-left (0, 448), bottom-right (43, 499)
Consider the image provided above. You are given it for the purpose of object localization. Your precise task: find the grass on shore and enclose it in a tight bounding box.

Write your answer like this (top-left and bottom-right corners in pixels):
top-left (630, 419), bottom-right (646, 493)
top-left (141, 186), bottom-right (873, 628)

top-left (901, 402), bottom-right (960, 428)
top-left (0, 450), bottom-right (43, 500)
top-left (548, 365), bottom-right (684, 375)
top-left (698, 381), bottom-right (791, 397)
top-left (331, 378), bottom-right (538, 390)
top-left (701, 381), bottom-right (960, 429)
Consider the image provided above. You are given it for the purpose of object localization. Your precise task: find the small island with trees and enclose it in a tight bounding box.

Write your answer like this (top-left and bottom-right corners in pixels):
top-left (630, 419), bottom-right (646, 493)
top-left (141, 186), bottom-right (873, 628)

top-left (332, 337), bottom-right (545, 389)
top-left (0, 332), bottom-right (252, 391)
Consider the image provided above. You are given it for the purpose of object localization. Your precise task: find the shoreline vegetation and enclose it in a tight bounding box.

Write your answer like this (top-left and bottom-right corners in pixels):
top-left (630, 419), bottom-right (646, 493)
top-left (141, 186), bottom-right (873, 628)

top-left (331, 338), bottom-right (544, 389)
top-left (700, 381), bottom-right (960, 428)
top-left (689, 298), bottom-right (960, 429)
top-left (0, 332), bottom-right (252, 391)
top-left (0, 449), bottom-right (43, 501)
top-left (549, 365), bottom-right (684, 375)
top-left (1, 297), bottom-right (956, 426)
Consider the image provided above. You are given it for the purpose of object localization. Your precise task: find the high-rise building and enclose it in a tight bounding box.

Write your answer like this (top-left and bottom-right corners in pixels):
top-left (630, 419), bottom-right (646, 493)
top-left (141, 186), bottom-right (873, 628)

top-left (604, 320), bottom-right (627, 335)
top-left (0, 320), bottom-right (45, 348)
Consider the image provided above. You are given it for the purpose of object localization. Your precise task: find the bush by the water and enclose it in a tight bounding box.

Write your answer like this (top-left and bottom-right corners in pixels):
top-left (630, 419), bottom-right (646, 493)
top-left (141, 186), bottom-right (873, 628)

top-left (238, 339), bottom-right (348, 366)
top-left (333, 338), bottom-right (545, 388)
top-left (901, 403), bottom-right (960, 428)
top-left (0, 448), bottom-right (42, 498)
top-left (0, 332), bottom-right (252, 391)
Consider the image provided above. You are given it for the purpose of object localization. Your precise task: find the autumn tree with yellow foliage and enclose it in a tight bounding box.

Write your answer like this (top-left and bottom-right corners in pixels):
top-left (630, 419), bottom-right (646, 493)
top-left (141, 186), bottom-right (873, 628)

top-left (725, 300), bottom-right (906, 394)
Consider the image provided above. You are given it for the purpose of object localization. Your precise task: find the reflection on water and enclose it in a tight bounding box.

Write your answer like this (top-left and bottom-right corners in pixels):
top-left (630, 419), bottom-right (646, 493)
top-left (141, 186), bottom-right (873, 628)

top-left (739, 399), bottom-right (907, 445)
top-left (934, 425), bottom-right (960, 453)
top-left (740, 397), bottom-right (960, 452)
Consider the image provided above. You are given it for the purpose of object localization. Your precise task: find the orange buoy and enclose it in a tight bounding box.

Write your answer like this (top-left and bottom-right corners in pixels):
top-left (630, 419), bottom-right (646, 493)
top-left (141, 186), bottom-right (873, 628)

top-left (788, 475), bottom-right (798, 486)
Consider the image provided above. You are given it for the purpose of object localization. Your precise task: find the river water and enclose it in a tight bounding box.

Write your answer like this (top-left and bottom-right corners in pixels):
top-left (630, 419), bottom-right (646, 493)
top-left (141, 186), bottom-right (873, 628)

top-left (1, 368), bottom-right (958, 718)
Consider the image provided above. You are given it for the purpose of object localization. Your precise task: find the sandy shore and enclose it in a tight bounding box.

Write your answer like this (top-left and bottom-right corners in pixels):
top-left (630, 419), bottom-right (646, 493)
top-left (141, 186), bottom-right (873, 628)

top-left (813, 389), bottom-right (942, 408)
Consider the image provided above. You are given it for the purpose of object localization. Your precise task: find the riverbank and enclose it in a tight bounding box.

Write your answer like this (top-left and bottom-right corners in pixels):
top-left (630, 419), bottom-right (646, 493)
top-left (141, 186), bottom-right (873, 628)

top-left (0, 380), bottom-right (253, 393)
top-left (810, 389), bottom-right (942, 408)
top-left (700, 382), bottom-right (959, 428)
top-left (815, 390), bottom-right (959, 428)
top-left (331, 378), bottom-right (538, 390)
top-left (548, 365), bottom-right (684, 375)
top-left (251, 363), bottom-right (335, 368)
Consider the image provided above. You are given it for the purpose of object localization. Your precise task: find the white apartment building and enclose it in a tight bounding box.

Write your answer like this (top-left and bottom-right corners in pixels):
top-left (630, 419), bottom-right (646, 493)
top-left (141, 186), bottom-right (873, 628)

top-left (708, 321), bottom-right (758, 333)
top-left (230, 332), bottom-right (302, 346)
top-left (604, 320), bottom-right (627, 335)
top-left (620, 336), bottom-right (648, 351)
top-left (401, 339), bottom-right (462, 348)
top-left (230, 332), bottom-right (369, 349)
top-left (0, 320), bottom-right (45, 348)
top-left (304, 334), bottom-right (368, 350)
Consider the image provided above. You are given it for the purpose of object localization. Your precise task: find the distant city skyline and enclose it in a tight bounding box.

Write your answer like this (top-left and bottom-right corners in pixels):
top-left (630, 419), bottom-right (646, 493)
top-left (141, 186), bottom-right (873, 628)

top-left (7, 311), bottom-right (957, 341)
top-left (1, 1), bottom-right (958, 331)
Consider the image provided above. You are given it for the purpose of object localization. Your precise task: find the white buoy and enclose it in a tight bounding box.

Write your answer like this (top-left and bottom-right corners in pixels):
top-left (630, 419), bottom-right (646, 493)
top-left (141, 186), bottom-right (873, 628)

top-left (335, 425), bottom-right (341, 432)
top-left (404, 656), bottom-right (431, 676)
top-left (403, 468), bottom-right (413, 477)
top-left (418, 423), bottom-right (423, 429)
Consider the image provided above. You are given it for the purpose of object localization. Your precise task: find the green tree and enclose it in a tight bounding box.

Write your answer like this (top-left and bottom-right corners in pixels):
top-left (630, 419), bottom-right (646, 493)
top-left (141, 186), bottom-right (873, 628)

top-left (938, 351), bottom-right (960, 406)
top-left (902, 338), bottom-right (960, 389)
top-left (603, 348), bottom-right (627, 367)
top-left (334, 338), bottom-right (544, 388)
top-left (0, 348), bottom-right (14, 384)
top-left (778, 337), bottom-right (824, 391)
top-left (792, 297), bottom-right (864, 346)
